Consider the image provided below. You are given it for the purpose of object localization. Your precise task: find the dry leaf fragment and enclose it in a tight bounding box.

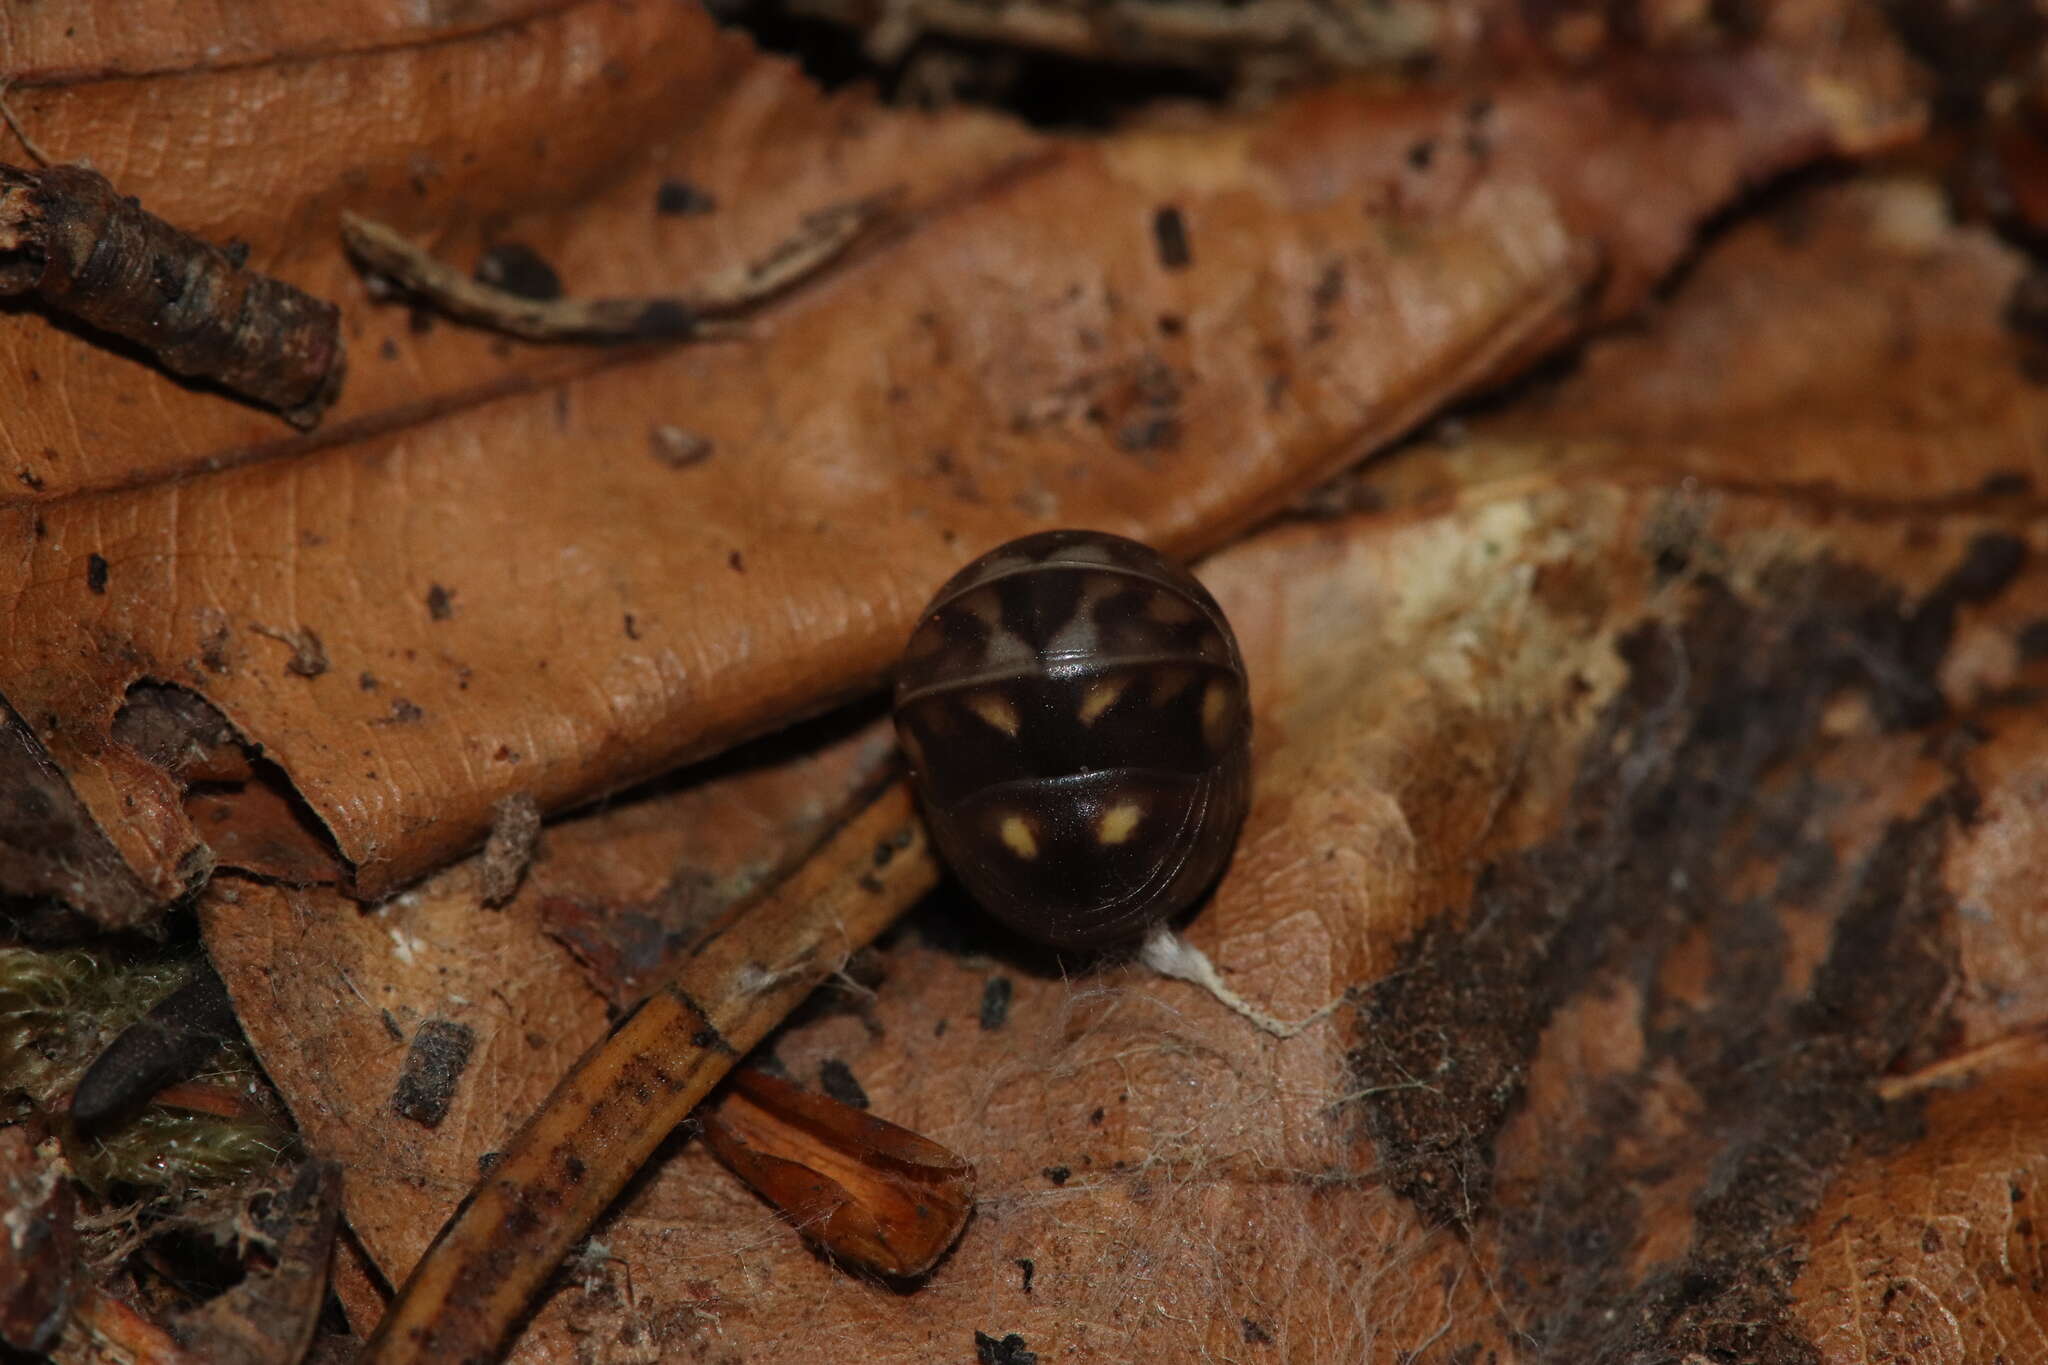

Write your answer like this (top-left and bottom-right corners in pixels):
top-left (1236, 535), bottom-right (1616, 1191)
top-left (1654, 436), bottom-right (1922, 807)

top-left (702, 1066), bottom-right (975, 1278)
top-left (0, 163), bottom-right (344, 426)
top-left (0, 1126), bottom-right (77, 1353)
top-left (1, 6), bottom-right (1918, 927)
top-left (172, 1161), bottom-right (342, 1365)
top-left (50, 1287), bottom-right (191, 1365)
top-left (206, 175), bottom-right (2048, 1363)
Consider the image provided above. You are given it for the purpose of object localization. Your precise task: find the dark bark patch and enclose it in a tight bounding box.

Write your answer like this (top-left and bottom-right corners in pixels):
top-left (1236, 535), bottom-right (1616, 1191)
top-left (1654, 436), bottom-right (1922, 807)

top-left (392, 1018), bottom-right (477, 1127)
top-left (979, 974), bottom-right (1014, 1030)
top-left (819, 1057), bottom-right (868, 1109)
top-left (1151, 205), bottom-right (1190, 270)
top-left (1350, 539), bottom-right (2003, 1363)
top-left (975, 1331), bottom-right (1039, 1365)
top-left (473, 242), bottom-right (561, 301)
top-left (655, 180), bottom-right (716, 216)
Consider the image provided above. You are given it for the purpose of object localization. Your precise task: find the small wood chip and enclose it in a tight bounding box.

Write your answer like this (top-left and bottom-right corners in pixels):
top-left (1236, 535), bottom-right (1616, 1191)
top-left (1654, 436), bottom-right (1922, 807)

top-left (478, 793), bottom-right (542, 908)
top-left (702, 1067), bottom-right (974, 1277)
top-left (0, 1128), bottom-right (76, 1353)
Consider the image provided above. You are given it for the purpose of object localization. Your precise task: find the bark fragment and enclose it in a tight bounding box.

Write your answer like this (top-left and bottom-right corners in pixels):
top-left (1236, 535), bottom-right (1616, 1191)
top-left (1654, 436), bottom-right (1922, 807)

top-left (478, 794), bottom-right (541, 909)
top-left (0, 163), bottom-right (344, 426)
top-left (702, 1066), bottom-right (975, 1277)
top-left (391, 1019), bottom-right (478, 1128)
top-left (0, 1126), bottom-right (77, 1353)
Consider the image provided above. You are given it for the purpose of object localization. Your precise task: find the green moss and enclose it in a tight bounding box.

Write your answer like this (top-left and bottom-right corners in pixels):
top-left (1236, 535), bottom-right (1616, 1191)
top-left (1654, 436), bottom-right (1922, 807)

top-left (69, 1103), bottom-right (291, 1192)
top-left (0, 945), bottom-right (291, 1191)
top-left (0, 946), bottom-right (190, 1112)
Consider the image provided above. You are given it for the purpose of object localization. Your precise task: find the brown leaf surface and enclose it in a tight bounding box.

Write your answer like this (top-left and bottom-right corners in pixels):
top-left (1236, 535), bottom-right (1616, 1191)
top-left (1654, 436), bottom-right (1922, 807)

top-left (1789, 1047), bottom-right (2048, 1364)
top-left (199, 707), bottom-right (894, 1244)
top-left (2, 2), bottom-right (1917, 923)
top-left (205, 171), bottom-right (2048, 1362)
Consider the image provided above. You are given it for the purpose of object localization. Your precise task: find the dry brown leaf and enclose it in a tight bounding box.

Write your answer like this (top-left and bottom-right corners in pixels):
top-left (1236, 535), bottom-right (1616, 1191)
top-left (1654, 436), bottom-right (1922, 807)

top-left (1789, 1048), bottom-right (2048, 1364)
top-left (201, 712), bottom-right (898, 1304)
top-left (2, 2), bottom-right (1918, 925)
top-left (208, 172), bottom-right (2048, 1362)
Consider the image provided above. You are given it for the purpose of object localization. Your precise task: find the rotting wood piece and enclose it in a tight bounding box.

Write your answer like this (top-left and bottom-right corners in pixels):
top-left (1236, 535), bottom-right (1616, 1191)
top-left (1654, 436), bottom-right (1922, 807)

top-left (0, 1126), bottom-right (76, 1354)
top-left (362, 776), bottom-right (938, 1365)
top-left (172, 1162), bottom-right (342, 1365)
top-left (340, 193), bottom-right (891, 343)
top-left (0, 163), bottom-right (345, 428)
top-left (703, 1066), bottom-right (975, 1278)
top-left (47, 1162), bottom-right (343, 1365)
top-left (0, 703), bottom-right (157, 928)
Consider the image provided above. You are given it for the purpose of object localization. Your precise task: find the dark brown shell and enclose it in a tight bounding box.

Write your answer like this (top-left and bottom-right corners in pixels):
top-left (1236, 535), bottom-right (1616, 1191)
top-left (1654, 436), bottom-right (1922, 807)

top-left (893, 529), bottom-right (1251, 949)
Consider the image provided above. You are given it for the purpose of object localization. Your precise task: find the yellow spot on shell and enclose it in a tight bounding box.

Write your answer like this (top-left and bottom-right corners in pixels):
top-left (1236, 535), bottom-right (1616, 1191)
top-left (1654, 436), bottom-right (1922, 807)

top-left (1202, 680), bottom-right (1237, 750)
top-left (1145, 592), bottom-right (1198, 625)
top-left (1000, 815), bottom-right (1039, 859)
top-left (1079, 675), bottom-right (1129, 725)
top-left (1097, 801), bottom-right (1144, 845)
top-left (1150, 666), bottom-right (1193, 706)
top-left (1058, 541), bottom-right (1118, 565)
top-left (967, 691), bottom-right (1020, 736)
top-left (956, 588), bottom-right (1003, 628)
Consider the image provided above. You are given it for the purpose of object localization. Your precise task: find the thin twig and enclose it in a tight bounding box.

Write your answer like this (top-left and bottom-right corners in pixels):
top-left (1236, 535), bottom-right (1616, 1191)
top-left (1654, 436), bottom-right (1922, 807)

top-left (362, 776), bottom-right (938, 1365)
top-left (0, 78), bottom-right (53, 167)
top-left (0, 163), bottom-right (346, 426)
top-left (340, 193), bottom-right (893, 343)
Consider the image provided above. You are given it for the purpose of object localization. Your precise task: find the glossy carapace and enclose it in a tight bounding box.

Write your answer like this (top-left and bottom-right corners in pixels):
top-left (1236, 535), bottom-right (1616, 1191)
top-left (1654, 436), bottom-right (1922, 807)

top-left (893, 530), bottom-right (1251, 948)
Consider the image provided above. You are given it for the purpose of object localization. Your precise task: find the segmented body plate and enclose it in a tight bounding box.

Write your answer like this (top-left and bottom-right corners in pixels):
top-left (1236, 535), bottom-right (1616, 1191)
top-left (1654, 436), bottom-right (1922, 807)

top-left (894, 530), bottom-right (1251, 948)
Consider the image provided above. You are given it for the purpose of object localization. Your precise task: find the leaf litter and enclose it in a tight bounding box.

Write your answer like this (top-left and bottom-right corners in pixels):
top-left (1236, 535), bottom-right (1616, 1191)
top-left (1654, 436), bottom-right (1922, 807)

top-left (10, 4), bottom-right (2048, 1363)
